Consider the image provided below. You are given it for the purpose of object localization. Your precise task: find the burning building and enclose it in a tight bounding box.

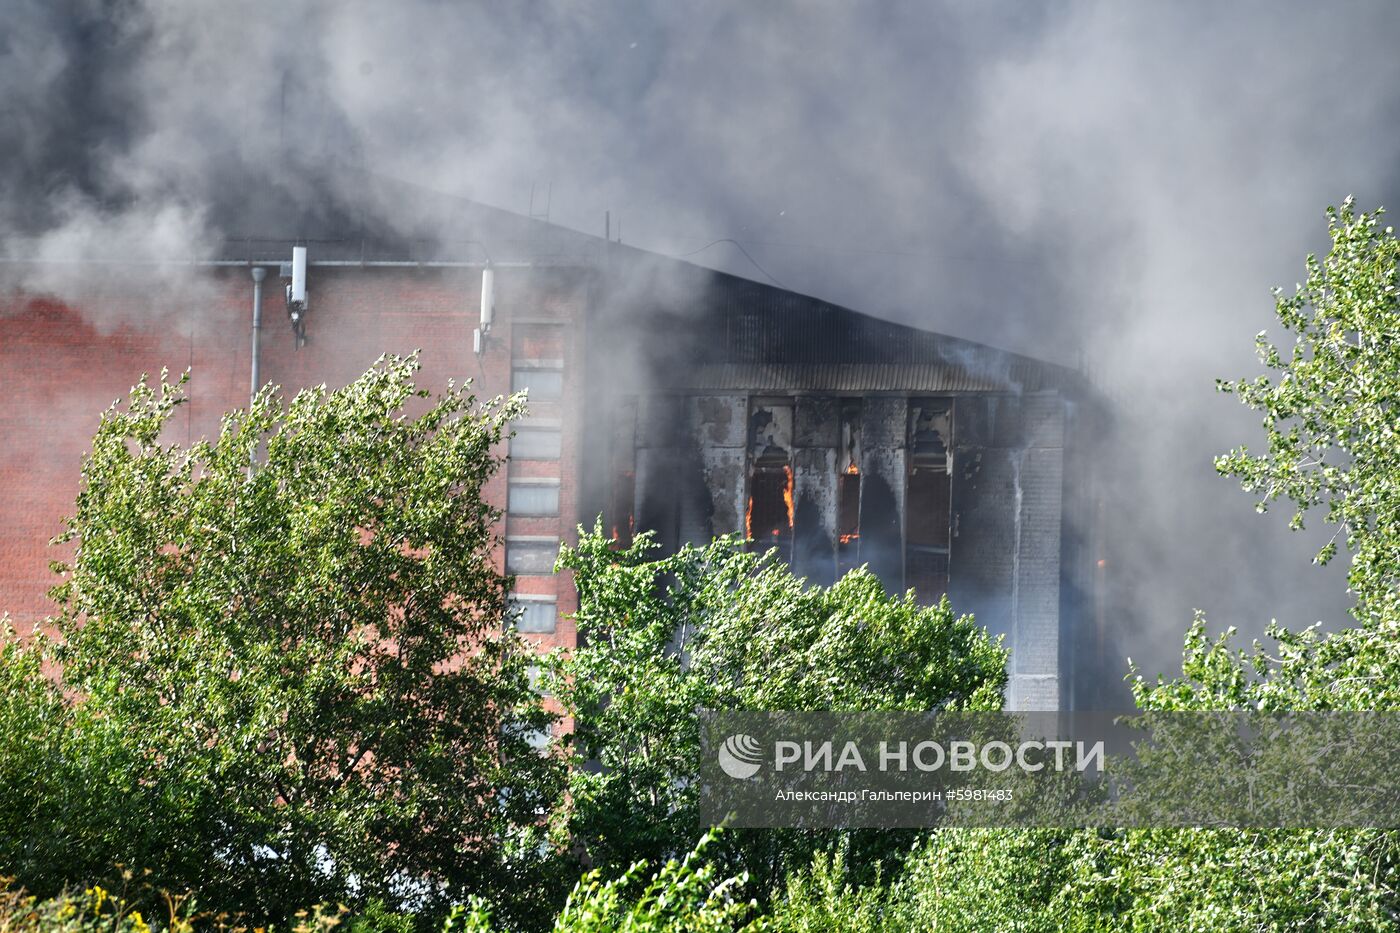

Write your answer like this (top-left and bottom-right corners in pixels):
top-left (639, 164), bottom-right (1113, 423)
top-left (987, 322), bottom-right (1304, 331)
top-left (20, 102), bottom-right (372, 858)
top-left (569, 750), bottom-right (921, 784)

top-left (0, 186), bottom-right (1108, 710)
top-left (583, 258), bottom-right (1107, 711)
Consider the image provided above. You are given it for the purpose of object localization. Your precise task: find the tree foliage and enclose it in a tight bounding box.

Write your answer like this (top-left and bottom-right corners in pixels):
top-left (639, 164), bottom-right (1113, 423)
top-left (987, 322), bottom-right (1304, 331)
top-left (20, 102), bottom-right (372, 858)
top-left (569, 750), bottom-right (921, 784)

top-left (1138, 202), bottom-right (1400, 712)
top-left (1217, 197), bottom-right (1400, 629)
top-left (549, 527), bottom-right (1006, 881)
top-left (0, 356), bottom-right (563, 925)
top-left (452, 833), bottom-right (764, 933)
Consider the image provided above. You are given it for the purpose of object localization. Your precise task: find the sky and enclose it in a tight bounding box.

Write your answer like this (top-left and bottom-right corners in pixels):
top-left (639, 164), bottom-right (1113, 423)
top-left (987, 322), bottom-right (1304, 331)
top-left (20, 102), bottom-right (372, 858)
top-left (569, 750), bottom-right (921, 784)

top-left (5, 0), bottom-right (1400, 675)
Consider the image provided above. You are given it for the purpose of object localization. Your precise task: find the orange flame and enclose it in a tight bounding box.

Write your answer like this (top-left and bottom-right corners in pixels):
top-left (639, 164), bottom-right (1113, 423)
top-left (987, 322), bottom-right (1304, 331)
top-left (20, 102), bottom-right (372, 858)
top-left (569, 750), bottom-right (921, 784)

top-left (846, 460), bottom-right (859, 475)
top-left (838, 532), bottom-right (859, 545)
top-left (610, 516), bottom-right (636, 544)
top-left (782, 465), bottom-right (794, 529)
top-left (745, 495), bottom-right (754, 539)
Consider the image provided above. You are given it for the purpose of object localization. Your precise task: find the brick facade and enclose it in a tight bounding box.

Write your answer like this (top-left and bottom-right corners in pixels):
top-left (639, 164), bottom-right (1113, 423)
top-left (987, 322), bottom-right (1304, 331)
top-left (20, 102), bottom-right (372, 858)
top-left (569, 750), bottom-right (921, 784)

top-left (1, 240), bottom-right (1104, 711)
top-left (0, 264), bottom-right (586, 656)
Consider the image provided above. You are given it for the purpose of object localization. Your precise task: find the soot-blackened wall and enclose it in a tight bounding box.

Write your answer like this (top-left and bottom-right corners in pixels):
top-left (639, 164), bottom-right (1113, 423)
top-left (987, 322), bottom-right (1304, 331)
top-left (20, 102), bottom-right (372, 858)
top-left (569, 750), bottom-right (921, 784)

top-left (612, 387), bottom-right (1072, 710)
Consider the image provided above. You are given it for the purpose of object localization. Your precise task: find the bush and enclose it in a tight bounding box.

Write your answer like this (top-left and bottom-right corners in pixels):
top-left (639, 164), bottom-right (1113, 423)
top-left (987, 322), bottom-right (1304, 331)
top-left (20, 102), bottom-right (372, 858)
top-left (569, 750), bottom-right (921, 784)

top-left (450, 833), bottom-right (762, 933)
top-left (0, 357), bottom-right (564, 927)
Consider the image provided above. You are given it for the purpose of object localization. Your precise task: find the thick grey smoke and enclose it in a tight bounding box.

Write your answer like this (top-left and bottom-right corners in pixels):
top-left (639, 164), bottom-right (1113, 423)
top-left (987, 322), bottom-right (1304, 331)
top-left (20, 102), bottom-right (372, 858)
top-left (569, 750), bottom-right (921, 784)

top-left (4, 0), bottom-right (1399, 675)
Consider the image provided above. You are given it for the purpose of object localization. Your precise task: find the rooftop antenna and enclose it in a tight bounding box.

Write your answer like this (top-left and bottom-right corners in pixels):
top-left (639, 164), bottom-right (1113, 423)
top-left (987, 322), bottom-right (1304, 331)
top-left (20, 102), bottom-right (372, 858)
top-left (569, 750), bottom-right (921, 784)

top-left (281, 245), bottom-right (309, 349)
top-left (528, 182), bottom-right (552, 223)
top-left (474, 264), bottom-right (495, 356)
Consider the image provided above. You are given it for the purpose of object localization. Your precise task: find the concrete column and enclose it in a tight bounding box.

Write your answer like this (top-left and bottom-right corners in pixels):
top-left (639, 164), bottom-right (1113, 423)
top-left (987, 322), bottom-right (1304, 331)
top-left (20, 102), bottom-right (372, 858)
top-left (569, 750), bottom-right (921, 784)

top-left (793, 396), bottom-right (839, 584)
top-left (689, 395), bottom-right (748, 539)
top-left (858, 397), bottom-right (907, 594)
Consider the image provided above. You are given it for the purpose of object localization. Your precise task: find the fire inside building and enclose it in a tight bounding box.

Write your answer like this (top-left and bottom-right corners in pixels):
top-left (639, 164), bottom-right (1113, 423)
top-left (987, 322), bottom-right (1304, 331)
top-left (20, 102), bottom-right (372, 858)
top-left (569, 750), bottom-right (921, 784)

top-left (0, 189), bottom-right (1111, 711)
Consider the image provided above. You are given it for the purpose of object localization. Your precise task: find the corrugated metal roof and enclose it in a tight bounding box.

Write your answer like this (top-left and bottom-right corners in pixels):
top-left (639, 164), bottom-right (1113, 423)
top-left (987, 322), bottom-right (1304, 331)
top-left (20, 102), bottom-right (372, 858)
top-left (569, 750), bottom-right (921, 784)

top-left (660, 362), bottom-right (1058, 393)
top-left (616, 271), bottom-right (1085, 395)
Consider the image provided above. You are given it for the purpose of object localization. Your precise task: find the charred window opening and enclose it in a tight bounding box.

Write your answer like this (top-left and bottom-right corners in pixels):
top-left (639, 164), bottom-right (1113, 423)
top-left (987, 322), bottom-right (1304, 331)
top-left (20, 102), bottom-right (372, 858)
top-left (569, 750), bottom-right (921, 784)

top-left (747, 468), bottom-right (794, 546)
top-left (837, 472), bottom-right (860, 541)
top-left (609, 470), bottom-right (636, 544)
top-left (906, 400), bottom-right (952, 602)
top-left (607, 398), bottom-right (637, 546)
top-left (746, 400), bottom-right (794, 554)
top-left (837, 400), bottom-right (862, 576)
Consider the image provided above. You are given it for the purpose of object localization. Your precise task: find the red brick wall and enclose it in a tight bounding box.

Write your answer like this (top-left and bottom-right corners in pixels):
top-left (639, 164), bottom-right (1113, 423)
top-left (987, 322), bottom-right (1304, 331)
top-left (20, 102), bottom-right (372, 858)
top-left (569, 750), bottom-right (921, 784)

top-left (0, 291), bottom-right (231, 630)
top-left (0, 264), bottom-right (588, 658)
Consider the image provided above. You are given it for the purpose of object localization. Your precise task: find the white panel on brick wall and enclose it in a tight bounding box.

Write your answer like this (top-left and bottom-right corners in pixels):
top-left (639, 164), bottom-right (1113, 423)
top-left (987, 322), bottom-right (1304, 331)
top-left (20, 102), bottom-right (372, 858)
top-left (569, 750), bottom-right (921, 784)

top-left (512, 368), bottom-right (564, 399)
top-left (511, 427), bottom-right (561, 460)
top-left (511, 595), bottom-right (558, 633)
top-left (506, 538), bottom-right (559, 575)
top-left (509, 480), bottom-right (560, 515)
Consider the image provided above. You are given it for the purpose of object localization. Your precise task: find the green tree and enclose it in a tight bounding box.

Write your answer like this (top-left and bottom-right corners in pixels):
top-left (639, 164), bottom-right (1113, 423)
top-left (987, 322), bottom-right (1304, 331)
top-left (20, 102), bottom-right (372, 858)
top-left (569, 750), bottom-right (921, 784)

top-left (1143, 200), bottom-right (1399, 712)
top-left (1086, 203), bottom-right (1400, 927)
top-left (2, 356), bottom-right (563, 925)
top-left (549, 527), bottom-right (1006, 882)
top-left (1216, 196), bottom-right (1399, 636)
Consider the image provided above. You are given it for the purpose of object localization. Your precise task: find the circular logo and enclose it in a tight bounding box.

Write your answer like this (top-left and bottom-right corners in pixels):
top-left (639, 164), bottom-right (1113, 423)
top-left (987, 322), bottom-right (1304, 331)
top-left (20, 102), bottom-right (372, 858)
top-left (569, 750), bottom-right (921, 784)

top-left (718, 733), bottom-right (764, 779)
